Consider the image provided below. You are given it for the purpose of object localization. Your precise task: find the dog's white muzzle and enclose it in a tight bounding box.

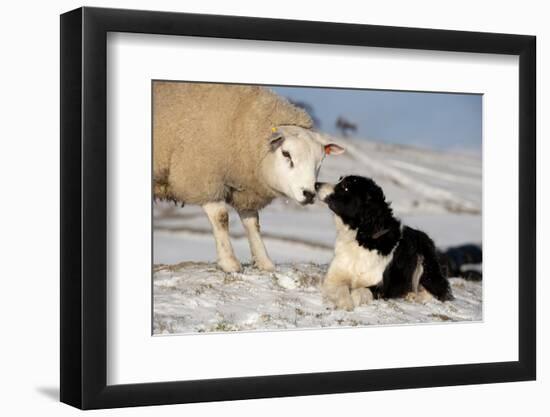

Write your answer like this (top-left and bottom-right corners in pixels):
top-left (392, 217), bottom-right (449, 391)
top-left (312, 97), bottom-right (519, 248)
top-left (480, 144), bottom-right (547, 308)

top-left (315, 182), bottom-right (335, 202)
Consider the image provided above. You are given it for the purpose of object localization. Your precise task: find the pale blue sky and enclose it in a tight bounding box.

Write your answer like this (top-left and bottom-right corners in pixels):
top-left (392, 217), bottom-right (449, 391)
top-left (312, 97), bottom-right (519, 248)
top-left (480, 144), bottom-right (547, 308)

top-left (271, 86), bottom-right (482, 152)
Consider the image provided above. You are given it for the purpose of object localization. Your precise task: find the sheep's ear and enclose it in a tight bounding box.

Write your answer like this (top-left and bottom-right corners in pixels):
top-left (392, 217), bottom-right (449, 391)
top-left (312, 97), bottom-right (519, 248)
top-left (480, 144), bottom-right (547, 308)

top-left (269, 131), bottom-right (285, 151)
top-left (324, 143), bottom-right (345, 155)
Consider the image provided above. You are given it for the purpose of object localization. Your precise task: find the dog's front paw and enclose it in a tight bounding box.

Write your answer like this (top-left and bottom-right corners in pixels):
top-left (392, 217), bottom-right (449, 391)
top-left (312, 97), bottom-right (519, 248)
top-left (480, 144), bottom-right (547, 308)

top-left (335, 294), bottom-right (354, 311)
top-left (351, 288), bottom-right (374, 307)
top-left (323, 284), bottom-right (354, 311)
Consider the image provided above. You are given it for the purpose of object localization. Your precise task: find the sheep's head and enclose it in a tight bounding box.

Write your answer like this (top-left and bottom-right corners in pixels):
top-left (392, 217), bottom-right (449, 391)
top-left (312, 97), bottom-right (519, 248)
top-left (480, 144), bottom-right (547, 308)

top-left (262, 125), bottom-right (344, 205)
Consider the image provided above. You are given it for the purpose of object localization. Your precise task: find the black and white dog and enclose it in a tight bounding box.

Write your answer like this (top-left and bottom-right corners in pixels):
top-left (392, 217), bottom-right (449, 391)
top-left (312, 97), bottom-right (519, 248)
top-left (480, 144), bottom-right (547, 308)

top-left (316, 175), bottom-right (453, 310)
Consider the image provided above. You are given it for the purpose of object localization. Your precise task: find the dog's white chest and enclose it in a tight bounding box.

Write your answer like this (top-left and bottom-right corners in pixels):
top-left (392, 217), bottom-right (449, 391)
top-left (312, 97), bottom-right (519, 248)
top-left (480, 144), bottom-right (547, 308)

top-left (328, 216), bottom-right (394, 288)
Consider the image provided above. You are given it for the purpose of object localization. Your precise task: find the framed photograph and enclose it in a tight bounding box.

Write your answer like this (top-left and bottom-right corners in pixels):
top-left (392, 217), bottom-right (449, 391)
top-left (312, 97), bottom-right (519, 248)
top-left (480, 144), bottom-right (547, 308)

top-left (60, 6), bottom-right (536, 410)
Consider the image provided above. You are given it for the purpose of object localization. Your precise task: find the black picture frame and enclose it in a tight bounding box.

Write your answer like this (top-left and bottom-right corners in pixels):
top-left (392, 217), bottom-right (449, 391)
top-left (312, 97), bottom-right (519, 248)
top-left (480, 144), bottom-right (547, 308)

top-left (60, 6), bottom-right (536, 410)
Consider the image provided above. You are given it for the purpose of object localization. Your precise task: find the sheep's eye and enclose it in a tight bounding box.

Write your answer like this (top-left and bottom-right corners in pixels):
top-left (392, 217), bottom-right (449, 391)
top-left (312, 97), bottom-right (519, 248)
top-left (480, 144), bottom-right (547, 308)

top-left (282, 150), bottom-right (294, 167)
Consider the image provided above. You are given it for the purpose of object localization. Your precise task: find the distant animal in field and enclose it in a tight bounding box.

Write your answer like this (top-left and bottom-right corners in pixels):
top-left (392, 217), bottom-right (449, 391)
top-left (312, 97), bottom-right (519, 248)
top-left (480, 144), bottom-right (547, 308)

top-left (153, 82), bottom-right (344, 273)
top-left (316, 175), bottom-right (453, 311)
top-left (336, 116), bottom-right (357, 137)
top-left (438, 244), bottom-right (482, 281)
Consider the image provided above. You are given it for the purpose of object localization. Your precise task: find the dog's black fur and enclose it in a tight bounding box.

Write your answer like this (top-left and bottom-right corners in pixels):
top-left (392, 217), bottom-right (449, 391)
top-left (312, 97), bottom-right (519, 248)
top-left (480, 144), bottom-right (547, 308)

top-left (319, 175), bottom-right (454, 301)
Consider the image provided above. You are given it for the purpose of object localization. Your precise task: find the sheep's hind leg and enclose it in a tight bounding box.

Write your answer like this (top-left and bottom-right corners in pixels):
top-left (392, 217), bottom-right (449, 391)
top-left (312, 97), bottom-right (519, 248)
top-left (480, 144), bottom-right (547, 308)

top-left (203, 202), bottom-right (241, 273)
top-left (239, 210), bottom-right (275, 271)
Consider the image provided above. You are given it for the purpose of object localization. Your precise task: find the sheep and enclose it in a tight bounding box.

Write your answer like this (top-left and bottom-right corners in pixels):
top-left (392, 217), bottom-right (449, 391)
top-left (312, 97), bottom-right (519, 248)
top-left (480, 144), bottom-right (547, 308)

top-left (153, 81), bottom-right (344, 272)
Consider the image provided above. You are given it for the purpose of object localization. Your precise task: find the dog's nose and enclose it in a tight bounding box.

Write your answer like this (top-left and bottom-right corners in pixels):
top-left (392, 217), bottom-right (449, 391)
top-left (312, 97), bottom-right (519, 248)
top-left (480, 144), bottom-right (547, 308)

top-left (302, 190), bottom-right (315, 204)
top-left (314, 182), bottom-right (323, 191)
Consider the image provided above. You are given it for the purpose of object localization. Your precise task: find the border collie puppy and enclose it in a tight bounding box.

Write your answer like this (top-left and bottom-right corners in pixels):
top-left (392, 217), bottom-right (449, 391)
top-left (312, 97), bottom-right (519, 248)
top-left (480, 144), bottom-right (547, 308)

top-left (316, 175), bottom-right (453, 310)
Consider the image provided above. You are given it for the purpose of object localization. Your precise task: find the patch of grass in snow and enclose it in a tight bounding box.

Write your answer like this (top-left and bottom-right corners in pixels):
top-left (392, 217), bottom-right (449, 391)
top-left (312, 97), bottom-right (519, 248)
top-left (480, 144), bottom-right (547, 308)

top-left (260, 313), bottom-right (273, 323)
top-left (211, 320), bottom-right (239, 332)
top-left (193, 283), bottom-right (215, 296)
top-left (431, 313), bottom-right (452, 321)
top-left (222, 274), bottom-right (242, 284)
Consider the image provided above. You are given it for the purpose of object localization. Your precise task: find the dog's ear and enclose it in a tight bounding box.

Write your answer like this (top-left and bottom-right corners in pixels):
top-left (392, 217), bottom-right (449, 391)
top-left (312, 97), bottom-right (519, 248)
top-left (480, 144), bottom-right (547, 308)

top-left (356, 197), bottom-right (392, 243)
top-left (356, 211), bottom-right (383, 240)
top-left (368, 182), bottom-right (386, 203)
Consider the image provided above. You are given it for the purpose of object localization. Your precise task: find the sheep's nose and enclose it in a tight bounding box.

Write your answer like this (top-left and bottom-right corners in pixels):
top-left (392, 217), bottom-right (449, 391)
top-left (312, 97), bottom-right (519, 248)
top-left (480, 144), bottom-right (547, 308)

top-left (315, 182), bottom-right (323, 191)
top-left (302, 190), bottom-right (315, 204)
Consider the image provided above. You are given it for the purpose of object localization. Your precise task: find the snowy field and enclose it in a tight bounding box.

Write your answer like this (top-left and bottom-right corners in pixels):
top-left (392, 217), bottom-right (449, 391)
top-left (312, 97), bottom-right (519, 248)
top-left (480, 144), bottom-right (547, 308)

top-left (153, 137), bottom-right (482, 334)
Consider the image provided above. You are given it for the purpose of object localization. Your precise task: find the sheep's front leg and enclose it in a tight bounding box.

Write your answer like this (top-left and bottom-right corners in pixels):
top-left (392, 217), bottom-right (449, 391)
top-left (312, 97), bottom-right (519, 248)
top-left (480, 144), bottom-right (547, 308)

top-left (238, 210), bottom-right (275, 271)
top-left (203, 202), bottom-right (241, 273)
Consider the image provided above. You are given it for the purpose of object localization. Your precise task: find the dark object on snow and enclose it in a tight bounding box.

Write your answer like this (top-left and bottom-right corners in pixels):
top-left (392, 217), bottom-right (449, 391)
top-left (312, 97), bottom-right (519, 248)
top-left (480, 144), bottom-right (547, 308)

top-left (438, 244), bottom-right (482, 280)
top-left (336, 116), bottom-right (357, 137)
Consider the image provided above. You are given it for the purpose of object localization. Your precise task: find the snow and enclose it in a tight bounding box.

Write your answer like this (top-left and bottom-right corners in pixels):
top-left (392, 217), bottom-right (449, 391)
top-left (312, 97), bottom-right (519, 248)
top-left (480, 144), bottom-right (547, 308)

top-left (153, 263), bottom-right (482, 334)
top-left (153, 137), bottom-right (482, 334)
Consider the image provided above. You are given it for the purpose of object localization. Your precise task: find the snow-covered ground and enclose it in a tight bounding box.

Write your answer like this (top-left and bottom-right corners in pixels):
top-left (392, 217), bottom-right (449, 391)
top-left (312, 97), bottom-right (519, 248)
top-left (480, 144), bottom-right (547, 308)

top-left (154, 262), bottom-right (481, 334)
top-left (153, 137), bottom-right (482, 334)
